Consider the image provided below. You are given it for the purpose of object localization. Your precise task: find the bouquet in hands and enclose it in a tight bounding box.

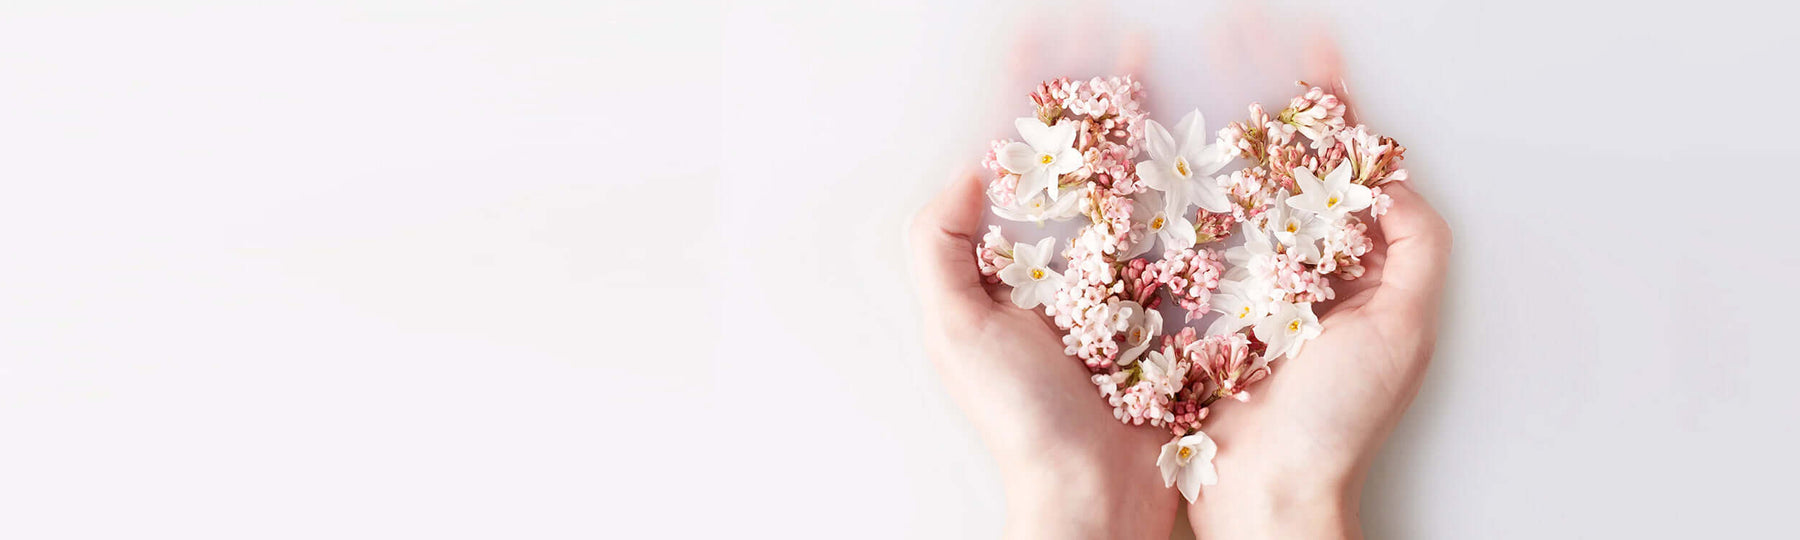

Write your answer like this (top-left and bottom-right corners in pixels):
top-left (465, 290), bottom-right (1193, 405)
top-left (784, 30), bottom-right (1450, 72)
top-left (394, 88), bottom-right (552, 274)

top-left (974, 76), bottom-right (1408, 502)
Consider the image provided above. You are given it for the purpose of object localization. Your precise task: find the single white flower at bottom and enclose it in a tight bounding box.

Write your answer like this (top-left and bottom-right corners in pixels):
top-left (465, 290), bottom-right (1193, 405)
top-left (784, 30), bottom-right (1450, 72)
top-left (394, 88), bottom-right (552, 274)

top-left (996, 237), bottom-right (1061, 309)
top-left (1124, 191), bottom-right (1196, 258)
top-left (1206, 280), bottom-right (1263, 337)
top-left (1114, 301), bottom-right (1163, 365)
top-left (1253, 301), bottom-right (1322, 360)
top-left (1158, 432), bottom-right (1218, 503)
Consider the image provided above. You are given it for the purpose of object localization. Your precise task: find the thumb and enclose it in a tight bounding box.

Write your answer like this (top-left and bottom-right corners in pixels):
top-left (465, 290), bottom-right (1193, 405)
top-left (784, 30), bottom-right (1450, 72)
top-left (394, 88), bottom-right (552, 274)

top-left (907, 172), bottom-right (993, 316)
top-left (1368, 181), bottom-right (1453, 322)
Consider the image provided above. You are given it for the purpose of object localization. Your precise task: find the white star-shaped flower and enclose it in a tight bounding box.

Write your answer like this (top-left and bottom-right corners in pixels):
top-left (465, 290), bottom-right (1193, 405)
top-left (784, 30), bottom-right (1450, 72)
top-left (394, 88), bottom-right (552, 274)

top-left (1264, 199), bottom-right (1329, 263)
top-left (1253, 301), bottom-right (1321, 360)
top-left (1137, 109), bottom-right (1232, 213)
top-left (1123, 190), bottom-right (1196, 258)
top-left (1158, 432), bottom-right (1218, 503)
top-left (1205, 280), bottom-right (1263, 337)
top-left (997, 118), bottom-right (1083, 203)
top-left (1115, 301), bottom-right (1164, 366)
top-left (994, 185), bottom-right (1086, 224)
top-left (996, 237), bottom-right (1061, 309)
top-left (1286, 162), bottom-right (1372, 219)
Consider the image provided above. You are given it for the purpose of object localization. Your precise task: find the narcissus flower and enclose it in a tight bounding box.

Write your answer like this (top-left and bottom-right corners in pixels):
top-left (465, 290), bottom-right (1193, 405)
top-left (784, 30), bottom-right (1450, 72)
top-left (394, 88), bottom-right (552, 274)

top-left (1137, 110), bottom-right (1232, 213)
top-left (1253, 301), bottom-right (1321, 360)
top-left (998, 118), bottom-right (1084, 202)
top-left (996, 237), bottom-right (1061, 309)
top-left (1286, 161), bottom-right (1372, 219)
top-left (1158, 432), bottom-right (1219, 502)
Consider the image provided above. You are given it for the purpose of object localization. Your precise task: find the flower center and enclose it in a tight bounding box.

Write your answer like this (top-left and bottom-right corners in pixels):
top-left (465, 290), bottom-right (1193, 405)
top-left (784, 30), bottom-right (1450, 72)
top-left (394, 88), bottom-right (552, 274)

top-left (1130, 328), bottom-right (1145, 344)
top-left (1238, 306), bottom-right (1251, 319)
top-left (1150, 215), bottom-right (1166, 230)
top-left (1029, 268), bottom-right (1046, 280)
top-left (1327, 195), bottom-right (1340, 208)
top-left (1177, 446), bottom-right (1194, 462)
top-left (1285, 222), bottom-right (1298, 233)
top-left (1039, 153), bottom-right (1055, 165)
top-left (1287, 319), bottom-right (1301, 333)
top-left (1174, 158), bottom-right (1191, 177)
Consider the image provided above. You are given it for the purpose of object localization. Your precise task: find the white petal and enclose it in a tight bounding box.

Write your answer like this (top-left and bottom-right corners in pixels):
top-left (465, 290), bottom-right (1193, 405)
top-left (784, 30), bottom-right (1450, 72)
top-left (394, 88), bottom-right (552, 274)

top-left (997, 142), bottom-right (1040, 174)
top-left (996, 262), bottom-right (1030, 285)
top-left (1324, 160), bottom-right (1354, 188)
top-left (1015, 117), bottom-right (1054, 150)
top-left (1143, 119), bottom-right (1177, 164)
top-left (1137, 161), bottom-right (1171, 191)
top-left (1163, 216), bottom-right (1198, 250)
top-left (1157, 440), bottom-right (1182, 487)
top-left (1338, 184), bottom-right (1374, 212)
top-left (1285, 192), bottom-right (1330, 216)
top-left (1010, 280), bottom-right (1039, 308)
top-left (1044, 121), bottom-right (1078, 153)
top-left (1175, 109), bottom-right (1208, 161)
top-left (1028, 237), bottom-right (1058, 266)
top-left (1016, 169), bottom-right (1050, 203)
top-left (1190, 180), bottom-right (1231, 213)
top-left (1049, 147), bottom-right (1084, 175)
top-left (1193, 144), bottom-right (1232, 176)
top-left (1177, 469), bottom-right (1204, 503)
top-left (1292, 167), bottom-right (1326, 195)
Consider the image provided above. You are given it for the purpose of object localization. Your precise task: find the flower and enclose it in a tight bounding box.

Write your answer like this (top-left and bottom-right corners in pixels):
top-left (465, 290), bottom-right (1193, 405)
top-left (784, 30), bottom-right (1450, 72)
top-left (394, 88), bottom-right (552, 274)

top-left (1286, 162), bottom-right (1372, 219)
top-left (1115, 301), bottom-right (1163, 365)
top-left (1205, 280), bottom-right (1262, 337)
top-left (997, 237), bottom-right (1062, 309)
top-left (1253, 301), bottom-right (1321, 360)
top-left (1139, 347), bottom-right (1188, 396)
top-left (1263, 199), bottom-right (1328, 263)
top-left (1137, 110), bottom-right (1232, 213)
top-left (994, 185), bottom-right (1087, 223)
top-left (998, 118), bottom-right (1084, 202)
top-left (1190, 333), bottom-right (1267, 402)
top-left (1124, 190), bottom-right (1197, 258)
top-left (1158, 432), bottom-right (1218, 503)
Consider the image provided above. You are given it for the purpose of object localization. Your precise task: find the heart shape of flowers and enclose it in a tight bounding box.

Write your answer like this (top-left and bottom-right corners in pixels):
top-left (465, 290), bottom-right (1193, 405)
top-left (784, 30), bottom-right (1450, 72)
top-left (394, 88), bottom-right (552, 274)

top-left (973, 76), bottom-right (1408, 502)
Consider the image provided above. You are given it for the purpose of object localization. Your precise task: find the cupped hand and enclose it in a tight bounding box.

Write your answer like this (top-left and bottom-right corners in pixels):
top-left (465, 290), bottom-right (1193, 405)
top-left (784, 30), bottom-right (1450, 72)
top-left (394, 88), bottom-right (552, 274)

top-left (908, 173), bottom-right (1181, 540)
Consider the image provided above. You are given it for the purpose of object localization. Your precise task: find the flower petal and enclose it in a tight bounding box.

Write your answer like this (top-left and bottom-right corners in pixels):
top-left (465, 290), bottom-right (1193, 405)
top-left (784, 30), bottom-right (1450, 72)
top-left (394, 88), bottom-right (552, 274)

top-left (1339, 184), bottom-right (1374, 212)
top-left (1157, 440), bottom-right (1182, 487)
top-left (1010, 280), bottom-right (1039, 308)
top-left (1324, 160), bottom-right (1354, 188)
top-left (1029, 237), bottom-right (1058, 266)
top-left (1016, 169), bottom-right (1050, 203)
top-left (1137, 161), bottom-right (1170, 191)
top-left (1143, 119), bottom-right (1177, 164)
top-left (1015, 117), bottom-right (1053, 150)
top-left (1045, 121), bottom-right (1078, 153)
top-left (1292, 166), bottom-right (1325, 195)
top-left (1175, 109), bottom-right (1207, 160)
top-left (1164, 216), bottom-right (1198, 250)
top-left (1050, 147), bottom-right (1084, 175)
top-left (1177, 470), bottom-right (1203, 503)
top-left (997, 142), bottom-right (1039, 174)
top-left (996, 262), bottom-right (1030, 285)
top-left (1191, 180), bottom-right (1231, 213)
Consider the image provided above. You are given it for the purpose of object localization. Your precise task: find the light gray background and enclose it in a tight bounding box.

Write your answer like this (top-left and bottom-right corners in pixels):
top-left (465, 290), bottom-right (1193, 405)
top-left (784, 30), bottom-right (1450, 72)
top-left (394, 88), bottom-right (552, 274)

top-left (0, 1), bottom-right (1793, 539)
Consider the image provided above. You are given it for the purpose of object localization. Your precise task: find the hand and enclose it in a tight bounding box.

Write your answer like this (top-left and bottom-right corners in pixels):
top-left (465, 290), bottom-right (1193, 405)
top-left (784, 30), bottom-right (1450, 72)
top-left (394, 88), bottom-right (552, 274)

top-left (1184, 44), bottom-right (1453, 536)
top-left (908, 173), bottom-right (1180, 540)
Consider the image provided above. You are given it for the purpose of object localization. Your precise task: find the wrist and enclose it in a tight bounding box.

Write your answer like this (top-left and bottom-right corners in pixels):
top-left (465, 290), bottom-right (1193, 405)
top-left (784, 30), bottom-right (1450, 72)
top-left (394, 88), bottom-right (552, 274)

top-left (1186, 457), bottom-right (1362, 539)
top-left (998, 443), bottom-right (1179, 540)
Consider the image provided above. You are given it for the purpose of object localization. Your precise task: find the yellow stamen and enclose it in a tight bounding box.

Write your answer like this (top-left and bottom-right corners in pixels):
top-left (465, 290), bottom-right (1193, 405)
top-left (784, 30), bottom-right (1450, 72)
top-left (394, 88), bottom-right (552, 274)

top-left (1287, 320), bottom-right (1301, 332)
top-left (1150, 216), bottom-right (1165, 230)
top-left (1327, 196), bottom-right (1340, 208)
top-left (1178, 446), bottom-right (1194, 461)
top-left (1029, 268), bottom-right (1046, 280)
top-left (1039, 154), bottom-right (1055, 165)
top-left (1238, 306), bottom-right (1251, 319)
top-left (1175, 158), bottom-right (1191, 177)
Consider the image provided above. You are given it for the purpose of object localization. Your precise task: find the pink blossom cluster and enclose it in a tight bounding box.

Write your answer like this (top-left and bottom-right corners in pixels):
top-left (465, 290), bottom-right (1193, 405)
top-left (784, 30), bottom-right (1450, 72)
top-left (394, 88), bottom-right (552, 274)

top-left (1149, 248), bottom-right (1224, 322)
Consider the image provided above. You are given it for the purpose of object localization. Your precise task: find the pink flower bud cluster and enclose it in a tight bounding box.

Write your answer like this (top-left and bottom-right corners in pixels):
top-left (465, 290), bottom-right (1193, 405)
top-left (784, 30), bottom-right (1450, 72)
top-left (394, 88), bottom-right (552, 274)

top-left (973, 225), bottom-right (1013, 283)
top-left (1149, 248), bottom-right (1224, 322)
top-left (1189, 333), bottom-right (1268, 403)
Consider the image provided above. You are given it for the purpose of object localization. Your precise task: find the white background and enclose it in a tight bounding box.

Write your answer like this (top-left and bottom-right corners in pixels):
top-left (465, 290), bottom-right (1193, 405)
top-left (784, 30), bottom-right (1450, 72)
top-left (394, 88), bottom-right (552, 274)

top-left (1, 0), bottom-right (1795, 539)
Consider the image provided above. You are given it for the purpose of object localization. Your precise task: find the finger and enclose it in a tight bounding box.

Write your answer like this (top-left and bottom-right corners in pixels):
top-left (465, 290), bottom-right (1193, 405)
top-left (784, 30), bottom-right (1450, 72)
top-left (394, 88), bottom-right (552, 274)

top-left (1368, 181), bottom-right (1452, 319)
top-left (908, 172), bottom-right (994, 314)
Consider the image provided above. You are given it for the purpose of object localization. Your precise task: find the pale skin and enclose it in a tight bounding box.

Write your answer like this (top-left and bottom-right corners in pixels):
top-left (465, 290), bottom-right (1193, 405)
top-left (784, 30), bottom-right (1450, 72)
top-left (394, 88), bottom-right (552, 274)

top-left (906, 39), bottom-right (1452, 539)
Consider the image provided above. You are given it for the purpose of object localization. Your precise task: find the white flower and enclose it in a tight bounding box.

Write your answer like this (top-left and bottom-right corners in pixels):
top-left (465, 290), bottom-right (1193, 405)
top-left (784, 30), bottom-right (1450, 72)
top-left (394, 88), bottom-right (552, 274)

top-left (994, 185), bottom-right (1086, 224)
top-left (998, 118), bottom-right (1083, 202)
top-left (996, 237), bottom-right (1061, 309)
top-left (1206, 280), bottom-right (1263, 337)
top-left (1286, 162), bottom-right (1372, 219)
top-left (1158, 432), bottom-right (1218, 503)
top-left (1253, 301), bottom-right (1321, 360)
top-left (1123, 190), bottom-right (1196, 258)
top-left (1223, 225), bottom-right (1277, 291)
top-left (1114, 301), bottom-right (1163, 365)
top-left (1139, 347), bottom-right (1187, 396)
top-left (1263, 199), bottom-right (1328, 263)
top-left (1137, 110), bottom-right (1232, 213)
